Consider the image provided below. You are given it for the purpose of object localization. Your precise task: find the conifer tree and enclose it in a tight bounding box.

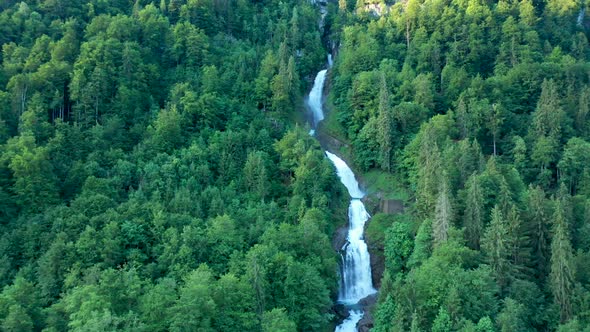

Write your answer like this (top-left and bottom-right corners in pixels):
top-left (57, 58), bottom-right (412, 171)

top-left (482, 206), bottom-right (512, 292)
top-left (531, 79), bottom-right (564, 141)
top-left (377, 73), bottom-right (393, 172)
top-left (408, 218), bottom-right (433, 268)
top-left (433, 175), bottom-right (452, 247)
top-left (431, 307), bottom-right (452, 332)
top-left (576, 87), bottom-right (590, 138)
top-left (416, 138), bottom-right (442, 217)
top-left (506, 206), bottom-right (529, 275)
top-left (410, 311), bottom-right (422, 332)
top-left (550, 201), bottom-right (576, 323)
top-left (527, 185), bottom-right (550, 280)
top-left (464, 173), bottom-right (484, 250)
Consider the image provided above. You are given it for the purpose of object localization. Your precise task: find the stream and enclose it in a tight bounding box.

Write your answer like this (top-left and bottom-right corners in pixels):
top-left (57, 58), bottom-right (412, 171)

top-left (306, 54), bottom-right (377, 331)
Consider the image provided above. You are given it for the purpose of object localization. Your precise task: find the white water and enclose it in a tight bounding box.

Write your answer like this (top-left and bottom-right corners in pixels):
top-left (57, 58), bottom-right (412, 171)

top-left (325, 153), bottom-right (376, 306)
top-left (305, 53), bottom-right (376, 332)
top-left (335, 310), bottom-right (364, 332)
top-left (578, 7), bottom-right (586, 26)
top-left (307, 69), bottom-right (327, 127)
top-left (325, 152), bottom-right (364, 199)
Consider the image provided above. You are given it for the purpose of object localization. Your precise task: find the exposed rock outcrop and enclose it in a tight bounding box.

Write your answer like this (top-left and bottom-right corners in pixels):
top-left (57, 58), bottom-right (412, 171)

top-left (357, 294), bottom-right (378, 332)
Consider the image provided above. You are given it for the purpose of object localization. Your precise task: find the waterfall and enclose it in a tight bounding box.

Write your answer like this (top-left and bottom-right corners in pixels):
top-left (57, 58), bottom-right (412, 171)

top-left (305, 54), bottom-right (376, 332)
top-left (326, 153), bottom-right (376, 305)
top-left (307, 69), bottom-right (327, 130)
top-left (578, 7), bottom-right (586, 26)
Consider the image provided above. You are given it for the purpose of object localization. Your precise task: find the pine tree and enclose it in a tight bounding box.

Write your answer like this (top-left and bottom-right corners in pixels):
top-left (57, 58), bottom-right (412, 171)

top-left (2, 305), bottom-right (34, 332)
top-left (550, 201), bottom-right (576, 323)
top-left (506, 206), bottom-right (530, 276)
top-left (527, 185), bottom-right (550, 280)
top-left (498, 178), bottom-right (514, 217)
top-left (287, 56), bottom-right (299, 105)
top-left (408, 218), bottom-right (433, 268)
top-left (482, 206), bottom-right (512, 292)
top-left (289, 8), bottom-right (301, 51)
top-left (512, 136), bottom-right (527, 173)
top-left (485, 103), bottom-right (504, 156)
top-left (456, 96), bottom-right (469, 139)
top-left (431, 307), bottom-right (452, 332)
top-left (416, 138), bottom-right (442, 218)
top-left (464, 173), bottom-right (484, 250)
top-left (377, 73), bottom-right (393, 172)
top-left (531, 79), bottom-right (564, 140)
top-left (577, 86), bottom-right (590, 138)
top-left (433, 176), bottom-right (452, 247)
top-left (410, 311), bottom-right (422, 332)
top-left (457, 139), bottom-right (484, 187)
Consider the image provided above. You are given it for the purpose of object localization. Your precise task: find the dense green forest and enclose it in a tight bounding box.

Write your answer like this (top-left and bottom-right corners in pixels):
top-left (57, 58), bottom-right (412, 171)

top-left (325, 0), bottom-right (590, 330)
top-left (2, 0), bottom-right (590, 331)
top-left (0, 0), bottom-right (349, 331)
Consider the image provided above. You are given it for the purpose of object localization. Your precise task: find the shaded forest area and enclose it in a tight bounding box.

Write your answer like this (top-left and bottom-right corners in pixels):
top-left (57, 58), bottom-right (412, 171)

top-left (326, 0), bottom-right (590, 330)
top-left (0, 0), bottom-right (347, 331)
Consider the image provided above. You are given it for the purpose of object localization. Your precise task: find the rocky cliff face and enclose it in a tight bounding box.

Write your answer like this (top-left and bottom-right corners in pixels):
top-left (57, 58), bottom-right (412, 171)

top-left (360, 3), bottom-right (391, 17)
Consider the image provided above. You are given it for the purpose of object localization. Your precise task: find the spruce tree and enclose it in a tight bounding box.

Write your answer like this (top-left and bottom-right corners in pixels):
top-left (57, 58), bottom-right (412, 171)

top-left (482, 206), bottom-right (512, 291)
top-left (433, 176), bottom-right (452, 247)
top-left (417, 138), bottom-right (442, 218)
top-left (527, 185), bottom-right (550, 280)
top-left (464, 173), bottom-right (484, 250)
top-left (378, 73), bottom-right (393, 172)
top-left (550, 201), bottom-right (576, 323)
top-left (408, 218), bottom-right (433, 267)
top-left (506, 205), bottom-right (530, 276)
top-left (576, 87), bottom-right (590, 138)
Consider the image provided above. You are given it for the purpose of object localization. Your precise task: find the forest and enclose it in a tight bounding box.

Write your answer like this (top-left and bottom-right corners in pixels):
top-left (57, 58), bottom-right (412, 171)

top-left (0, 0), bottom-right (349, 331)
top-left (0, 0), bottom-right (590, 331)
top-left (326, 0), bottom-right (590, 330)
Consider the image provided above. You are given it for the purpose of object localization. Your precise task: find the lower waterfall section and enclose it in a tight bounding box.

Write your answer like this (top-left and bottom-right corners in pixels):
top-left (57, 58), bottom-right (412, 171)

top-left (326, 153), bottom-right (376, 332)
top-left (305, 61), bottom-right (376, 330)
top-left (338, 199), bottom-right (376, 304)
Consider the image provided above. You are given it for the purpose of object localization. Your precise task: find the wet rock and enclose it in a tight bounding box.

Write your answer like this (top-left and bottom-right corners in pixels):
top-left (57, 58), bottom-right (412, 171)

top-left (369, 245), bottom-right (385, 289)
top-left (316, 129), bottom-right (347, 154)
top-left (358, 293), bottom-right (378, 307)
top-left (363, 216), bottom-right (385, 289)
top-left (364, 197), bottom-right (404, 288)
top-left (333, 224), bottom-right (348, 252)
top-left (357, 310), bottom-right (374, 332)
top-left (332, 303), bottom-right (350, 321)
top-left (356, 294), bottom-right (377, 332)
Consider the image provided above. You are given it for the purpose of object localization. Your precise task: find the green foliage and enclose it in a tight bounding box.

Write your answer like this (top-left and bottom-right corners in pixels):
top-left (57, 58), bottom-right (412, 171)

top-left (432, 307), bottom-right (452, 332)
top-left (170, 265), bottom-right (216, 332)
top-left (261, 308), bottom-right (297, 332)
top-left (384, 217), bottom-right (414, 277)
top-left (2, 0), bottom-right (590, 330)
top-left (337, 0), bottom-right (590, 327)
top-left (481, 206), bottom-right (512, 292)
top-left (0, 1), bottom-right (340, 331)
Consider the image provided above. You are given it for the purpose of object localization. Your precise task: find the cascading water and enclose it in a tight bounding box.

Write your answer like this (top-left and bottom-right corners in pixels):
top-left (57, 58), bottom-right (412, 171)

top-left (306, 54), bottom-right (376, 332)
top-left (335, 310), bottom-right (364, 332)
top-left (307, 69), bottom-right (327, 130)
top-left (327, 152), bottom-right (377, 331)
